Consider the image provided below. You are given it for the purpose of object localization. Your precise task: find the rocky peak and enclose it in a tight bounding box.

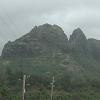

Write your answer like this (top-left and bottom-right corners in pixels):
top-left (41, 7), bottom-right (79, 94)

top-left (1, 24), bottom-right (68, 59)
top-left (69, 28), bottom-right (88, 52)
top-left (73, 28), bottom-right (83, 34)
top-left (70, 28), bottom-right (86, 40)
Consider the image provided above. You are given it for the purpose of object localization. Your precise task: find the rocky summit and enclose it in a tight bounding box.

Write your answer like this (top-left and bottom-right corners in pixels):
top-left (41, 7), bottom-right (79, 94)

top-left (1, 24), bottom-right (68, 58)
top-left (1, 25), bottom-right (93, 59)
top-left (69, 28), bottom-right (88, 52)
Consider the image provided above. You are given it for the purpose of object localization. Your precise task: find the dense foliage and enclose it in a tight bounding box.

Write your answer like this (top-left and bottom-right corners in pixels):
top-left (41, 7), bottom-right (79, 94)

top-left (1, 68), bottom-right (100, 100)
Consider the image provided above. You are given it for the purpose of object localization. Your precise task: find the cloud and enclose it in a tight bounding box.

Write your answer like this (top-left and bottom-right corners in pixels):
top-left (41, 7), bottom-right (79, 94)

top-left (0, 0), bottom-right (100, 53)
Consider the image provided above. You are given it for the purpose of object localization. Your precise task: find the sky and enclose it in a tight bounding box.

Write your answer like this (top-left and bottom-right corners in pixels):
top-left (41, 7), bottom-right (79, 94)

top-left (0, 0), bottom-right (100, 54)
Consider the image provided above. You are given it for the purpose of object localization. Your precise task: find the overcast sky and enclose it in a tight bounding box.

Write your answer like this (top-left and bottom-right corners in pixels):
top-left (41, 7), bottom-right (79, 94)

top-left (0, 0), bottom-right (100, 53)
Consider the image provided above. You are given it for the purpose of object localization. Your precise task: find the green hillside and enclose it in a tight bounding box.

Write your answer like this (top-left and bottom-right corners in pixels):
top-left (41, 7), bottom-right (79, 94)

top-left (0, 24), bottom-right (100, 100)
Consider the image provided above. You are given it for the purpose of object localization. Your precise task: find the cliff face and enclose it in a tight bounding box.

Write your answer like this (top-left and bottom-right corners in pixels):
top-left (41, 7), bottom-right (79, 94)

top-left (1, 24), bottom-right (68, 58)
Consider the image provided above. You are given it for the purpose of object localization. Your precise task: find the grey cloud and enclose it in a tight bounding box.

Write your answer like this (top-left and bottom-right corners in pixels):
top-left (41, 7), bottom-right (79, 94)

top-left (0, 0), bottom-right (100, 53)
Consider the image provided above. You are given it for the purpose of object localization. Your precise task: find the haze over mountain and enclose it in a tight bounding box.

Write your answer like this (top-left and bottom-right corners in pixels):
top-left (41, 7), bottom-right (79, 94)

top-left (0, 0), bottom-right (100, 57)
top-left (1, 0), bottom-right (100, 99)
top-left (1, 24), bottom-right (68, 58)
top-left (1, 24), bottom-right (100, 59)
top-left (1, 23), bottom-right (100, 81)
top-left (1, 23), bottom-right (100, 99)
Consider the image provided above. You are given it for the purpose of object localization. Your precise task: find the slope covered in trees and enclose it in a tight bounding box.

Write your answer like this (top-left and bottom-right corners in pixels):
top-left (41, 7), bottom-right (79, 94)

top-left (0, 24), bottom-right (100, 100)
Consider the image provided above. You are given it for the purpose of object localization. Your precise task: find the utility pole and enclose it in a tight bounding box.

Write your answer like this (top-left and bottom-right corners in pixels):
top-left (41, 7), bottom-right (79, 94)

top-left (22, 75), bottom-right (26, 100)
top-left (50, 76), bottom-right (55, 100)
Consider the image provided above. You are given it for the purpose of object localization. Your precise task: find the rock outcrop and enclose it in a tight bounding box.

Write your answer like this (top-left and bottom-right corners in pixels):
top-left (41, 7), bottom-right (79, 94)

top-left (1, 24), bottom-right (68, 58)
top-left (69, 28), bottom-right (88, 52)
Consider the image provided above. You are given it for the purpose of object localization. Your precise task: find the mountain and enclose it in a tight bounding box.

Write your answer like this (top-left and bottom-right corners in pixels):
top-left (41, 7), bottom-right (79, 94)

top-left (0, 24), bottom-right (100, 81)
top-left (1, 24), bottom-right (68, 59)
top-left (1, 24), bottom-right (100, 100)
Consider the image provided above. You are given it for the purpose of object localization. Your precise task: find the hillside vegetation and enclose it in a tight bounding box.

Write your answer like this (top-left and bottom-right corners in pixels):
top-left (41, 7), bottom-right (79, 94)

top-left (0, 24), bottom-right (100, 100)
